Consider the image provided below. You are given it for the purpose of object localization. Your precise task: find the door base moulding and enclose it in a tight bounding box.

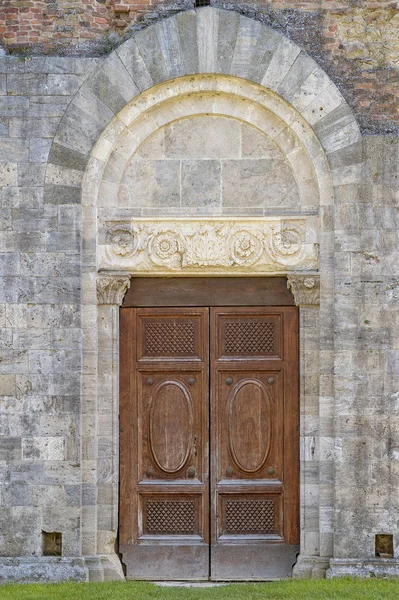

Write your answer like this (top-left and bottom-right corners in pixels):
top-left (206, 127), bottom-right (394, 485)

top-left (93, 554), bottom-right (126, 582)
top-left (327, 558), bottom-right (399, 579)
top-left (211, 544), bottom-right (300, 581)
top-left (292, 555), bottom-right (331, 579)
top-left (120, 544), bottom-right (209, 581)
top-left (120, 545), bottom-right (301, 581)
top-left (81, 555), bottom-right (125, 582)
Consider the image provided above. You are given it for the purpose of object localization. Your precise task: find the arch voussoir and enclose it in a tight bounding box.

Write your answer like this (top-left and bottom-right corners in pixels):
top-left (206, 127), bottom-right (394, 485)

top-left (44, 7), bottom-right (361, 205)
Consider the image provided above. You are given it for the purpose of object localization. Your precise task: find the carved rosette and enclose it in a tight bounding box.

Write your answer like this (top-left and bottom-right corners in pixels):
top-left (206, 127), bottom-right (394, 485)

top-left (287, 275), bottom-right (320, 306)
top-left (106, 224), bottom-right (138, 257)
top-left (268, 224), bottom-right (306, 266)
top-left (148, 229), bottom-right (186, 269)
top-left (229, 229), bottom-right (263, 266)
top-left (100, 218), bottom-right (319, 275)
top-left (97, 275), bottom-right (131, 305)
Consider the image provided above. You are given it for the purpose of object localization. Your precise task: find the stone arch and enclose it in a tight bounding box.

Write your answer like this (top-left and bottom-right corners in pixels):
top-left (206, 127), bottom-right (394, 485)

top-left (45, 7), bottom-right (361, 207)
top-left (95, 75), bottom-right (322, 276)
top-left (94, 76), bottom-right (322, 207)
top-left (42, 7), bottom-right (364, 581)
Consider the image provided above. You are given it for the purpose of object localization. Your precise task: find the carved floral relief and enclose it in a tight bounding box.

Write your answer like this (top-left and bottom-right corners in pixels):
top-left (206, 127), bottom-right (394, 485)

top-left (97, 275), bottom-right (131, 305)
top-left (99, 218), bottom-right (318, 275)
top-left (286, 275), bottom-right (320, 306)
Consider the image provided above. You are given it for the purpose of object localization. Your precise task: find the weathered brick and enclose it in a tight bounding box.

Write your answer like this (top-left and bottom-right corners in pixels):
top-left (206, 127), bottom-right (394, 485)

top-left (44, 184), bottom-right (81, 205)
top-left (0, 163), bottom-right (17, 187)
top-left (7, 74), bottom-right (47, 96)
top-left (29, 138), bottom-right (52, 163)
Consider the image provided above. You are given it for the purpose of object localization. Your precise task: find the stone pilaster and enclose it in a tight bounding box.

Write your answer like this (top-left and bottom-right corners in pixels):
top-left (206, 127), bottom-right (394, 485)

top-left (94, 273), bottom-right (130, 580)
top-left (288, 274), bottom-right (325, 578)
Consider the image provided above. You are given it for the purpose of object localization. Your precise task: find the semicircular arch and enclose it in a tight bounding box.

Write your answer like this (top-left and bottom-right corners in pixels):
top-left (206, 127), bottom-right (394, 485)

top-left (44, 6), bottom-right (362, 213)
top-left (88, 75), bottom-right (328, 213)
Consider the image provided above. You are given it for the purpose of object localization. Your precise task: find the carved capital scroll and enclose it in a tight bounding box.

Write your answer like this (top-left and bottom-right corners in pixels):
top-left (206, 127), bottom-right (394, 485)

top-left (97, 274), bottom-right (131, 305)
top-left (287, 274), bottom-right (320, 306)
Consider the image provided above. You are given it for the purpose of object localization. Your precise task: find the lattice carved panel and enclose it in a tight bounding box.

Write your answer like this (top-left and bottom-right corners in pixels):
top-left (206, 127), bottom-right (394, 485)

top-left (224, 320), bottom-right (275, 355)
top-left (145, 320), bottom-right (196, 357)
top-left (145, 500), bottom-right (196, 535)
top-left (224, 499), bottom-right (275, 534)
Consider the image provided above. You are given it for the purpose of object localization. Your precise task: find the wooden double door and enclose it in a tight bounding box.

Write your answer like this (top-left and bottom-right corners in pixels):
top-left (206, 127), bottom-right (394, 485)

top-left (120, 306), bottom-right (299, 580)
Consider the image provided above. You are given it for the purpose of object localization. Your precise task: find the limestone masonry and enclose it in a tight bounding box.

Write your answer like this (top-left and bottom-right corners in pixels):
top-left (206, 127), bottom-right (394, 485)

top-left (0, 1), bottom-right (398, 584)
top-left (1, 1), bottom-right (398, 134)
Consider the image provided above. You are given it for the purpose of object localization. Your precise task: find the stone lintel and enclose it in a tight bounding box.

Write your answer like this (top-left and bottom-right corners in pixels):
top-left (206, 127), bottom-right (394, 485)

top-left (97, 273), bottom-right (131, 305)
top-left (98, 217), bottom-right (319, 276)
top-left (287, 273), bottom-right (320, 306)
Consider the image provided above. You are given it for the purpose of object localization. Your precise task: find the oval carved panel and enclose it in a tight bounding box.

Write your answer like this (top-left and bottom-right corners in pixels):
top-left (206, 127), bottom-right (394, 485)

top-left (149, 380), bottom-right (193, 474)
top-left (228, 379), bottom-right (271, 474)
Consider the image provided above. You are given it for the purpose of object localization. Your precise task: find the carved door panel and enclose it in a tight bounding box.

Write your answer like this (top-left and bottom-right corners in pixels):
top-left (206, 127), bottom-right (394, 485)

top-left (210, 307), bottom-right (299, 580)
top-left (119, 308), bottom-right (209, 580)
top-left (120, 304), bottom-right (299, 580)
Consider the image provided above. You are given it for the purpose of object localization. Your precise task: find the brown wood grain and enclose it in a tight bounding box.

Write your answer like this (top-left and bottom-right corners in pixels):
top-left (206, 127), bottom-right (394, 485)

top-left (210, 307), bottom-right (299, 578)
top-left (119, 307), bottom-right (136, 546)
top-left (123, 277), bottom-right (295, 307)
top-left (119, 307), bottom-right (210, 579)
top-left (282, 307), bottom-right (300, 545)
top-left (120, 301), bottom-right (299, 580)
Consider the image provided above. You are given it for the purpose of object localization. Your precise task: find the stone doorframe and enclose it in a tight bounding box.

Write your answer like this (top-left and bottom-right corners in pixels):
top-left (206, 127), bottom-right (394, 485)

top-left (40, 6), bottom-right (365, 580)
top-left (96, 271), bottom-right (322, 579)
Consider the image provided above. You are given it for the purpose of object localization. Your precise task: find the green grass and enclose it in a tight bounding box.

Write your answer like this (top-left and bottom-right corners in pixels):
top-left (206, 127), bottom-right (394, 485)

top-left (2, 579), bottom-right (399, 600)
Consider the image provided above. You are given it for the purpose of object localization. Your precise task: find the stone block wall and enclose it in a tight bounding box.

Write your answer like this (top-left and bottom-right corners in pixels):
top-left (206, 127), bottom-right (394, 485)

top-left (117, 115), bottom-right (300, 211)
top-left (0, 55), bottom-right (93, 570)
top-left (1, 1), bottom-right (398, 134)
top-left (331, 134), bottom-right (399, 563)
top-left (0, 5), bottom-right (398, 583)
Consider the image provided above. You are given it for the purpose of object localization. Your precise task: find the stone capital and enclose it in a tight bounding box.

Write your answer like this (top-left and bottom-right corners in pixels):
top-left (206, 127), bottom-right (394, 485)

top-left (96, 274), bottom-right (131, 305)
top-left (287, 274), bottom-right (320, 306)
